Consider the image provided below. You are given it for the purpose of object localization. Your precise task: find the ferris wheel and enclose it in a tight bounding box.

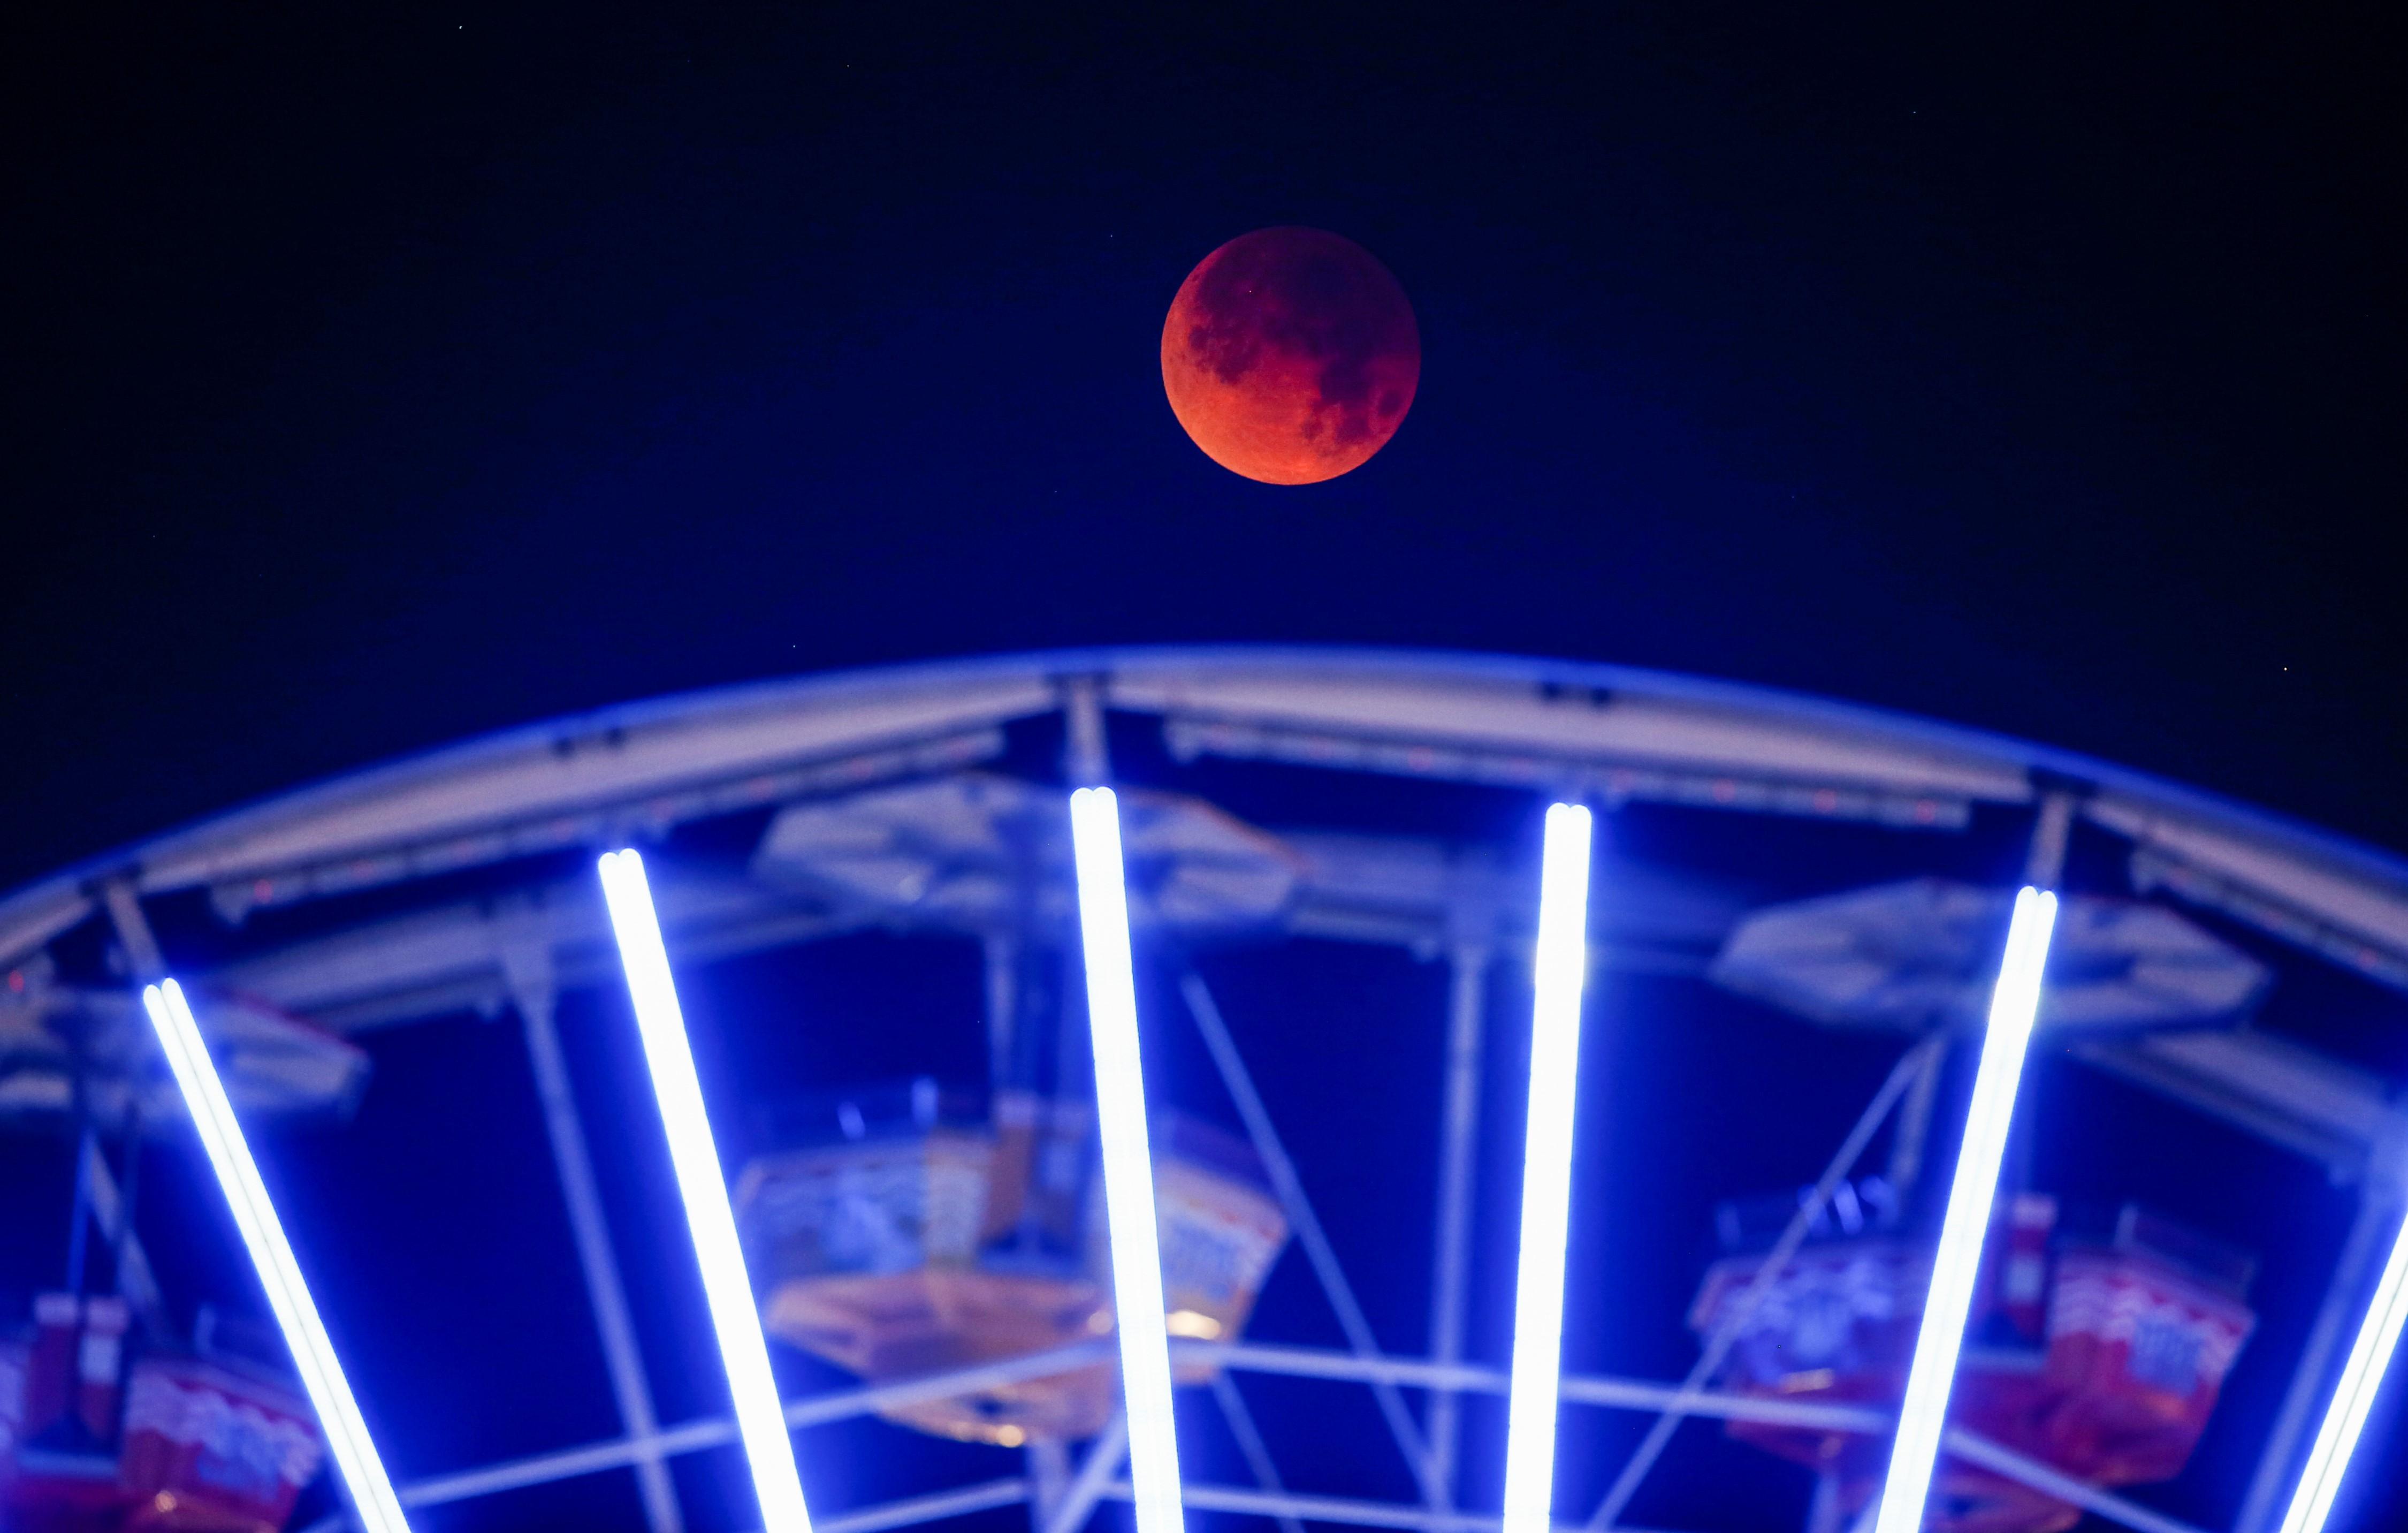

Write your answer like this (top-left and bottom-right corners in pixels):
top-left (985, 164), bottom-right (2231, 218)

top-left (2, 647), bottom-right (2403, 1533)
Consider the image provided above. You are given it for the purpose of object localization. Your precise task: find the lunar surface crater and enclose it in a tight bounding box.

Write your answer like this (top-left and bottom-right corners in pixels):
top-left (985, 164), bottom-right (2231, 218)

top-left (1162, 226), bottom-right (1420, 485)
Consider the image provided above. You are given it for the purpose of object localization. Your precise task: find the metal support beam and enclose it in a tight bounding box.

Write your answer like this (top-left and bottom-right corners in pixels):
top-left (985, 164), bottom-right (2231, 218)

top-left (1026, 1441), bottom-right (1069, 1532)
top-left (1213, 1371), bottom-right (1308, 1533)
top-left (2237, 1181), bottom-right (2403, 1533)
top-left (1061, 674), bottom-right (1110, 785)
top-left (1426, 942), bottom-right (1489, 1508)
top-left (86, 880), bottom-right (177, 1332)
top-left (1179, 970), bottom-right (1443, 1507)
top-left (1584, 1037), bottom-right (1939, 1530)
top-left (375, 1332), bottom-right (2210, 1533)
top-left (1043, 1414), bottom-right (1126, 1533)
top-left (1885, 1039), bottom-right (1945, 1195)
top-left (984, 934), bottom-right (1018, 1092)
top-left (2024, 790), bottom-right (2077, 890)
top-left (375, 1478), bottom-right (1031, 1533)
top-left (1216, 1339), bottom-right (1877, 1429)
top-left (401, 1339), bottom-right (1115, 1508)
top-left (1207, 1341), bottom-right (2208, 1533)
top-left (499, 924), bottom-right (683, 1533)
top-left (79, 1135), bottom-right (165, 1322)
top-left (2069, 1029), bottom-right (2386, 1182)
top-left (822, 1478), bottom-right (1030, 1533)
top-left (1101, 1479), bottom-right (1696, 1533)
top-left (1940, 1426), bottom-right (2204, 1533)
top-left (100, 878), bottom-right (167, 981)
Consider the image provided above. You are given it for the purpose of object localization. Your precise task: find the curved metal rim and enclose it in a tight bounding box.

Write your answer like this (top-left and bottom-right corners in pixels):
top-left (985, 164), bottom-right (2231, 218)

top-left (4, 643), bottom-right (2402, 965)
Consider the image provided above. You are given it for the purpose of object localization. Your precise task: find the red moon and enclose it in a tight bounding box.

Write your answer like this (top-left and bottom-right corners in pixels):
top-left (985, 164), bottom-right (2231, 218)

top-left (1161, 227), bottom-right (1420, 485)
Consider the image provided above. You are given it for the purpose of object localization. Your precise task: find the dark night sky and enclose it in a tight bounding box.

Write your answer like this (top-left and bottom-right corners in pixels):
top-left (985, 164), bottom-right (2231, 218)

top-left (4, 3), bottom-right (2400, 891)
top-left (2, 8), bottom-right (2405, 1528)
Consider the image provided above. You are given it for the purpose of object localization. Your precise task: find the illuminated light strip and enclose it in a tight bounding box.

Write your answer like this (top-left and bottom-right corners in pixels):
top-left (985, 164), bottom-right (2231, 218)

top-left (1501, 802), bottom-right (1596, 1533)
top-left (1066, 787), bottom-right (1184, 1533)
top-left (598, 849), bottom-right (812, 1533)
top-left (140, 979), bottom-right (411, 1533)
top-left (1871, 886), bottom-right (2060, 1533)
top-left (2275, 1200), bottom-right (2408, 1533)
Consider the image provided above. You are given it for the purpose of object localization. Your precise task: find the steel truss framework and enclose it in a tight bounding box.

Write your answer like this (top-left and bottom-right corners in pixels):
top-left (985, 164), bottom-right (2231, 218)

top-left (302, 1335), bottom-right (2212, 1533)
top-left (8, 648), bottom-right (2408, 1533)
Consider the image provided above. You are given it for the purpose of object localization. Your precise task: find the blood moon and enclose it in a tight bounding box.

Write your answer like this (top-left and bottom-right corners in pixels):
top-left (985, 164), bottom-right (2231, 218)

top-left (1161, 227), bottom-right (1419, 485)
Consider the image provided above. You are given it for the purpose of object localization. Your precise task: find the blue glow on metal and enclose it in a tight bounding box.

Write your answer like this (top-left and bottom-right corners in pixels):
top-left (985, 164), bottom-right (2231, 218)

top-left (1502, 802), bottom-right (1595, 1533)
top-left (2276, 1200), bottom-right (2408, 1533)
top-left (1066, 786), bottom-right (1184, 1533)
top-left (599, 849), bottom-right (812, 1533)
top-left (141, 979), bottom-right (412, 1533)
top-left (1872, 886), bottom-right (2059, 1533)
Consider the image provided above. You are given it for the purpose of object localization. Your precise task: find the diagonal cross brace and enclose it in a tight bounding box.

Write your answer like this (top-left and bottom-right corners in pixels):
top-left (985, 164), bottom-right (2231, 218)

top-left (1180, 971), bottom-right (1445, 1510)
top-left (1213, 1371), bottom-right (1308, 1533)
top-left (1044, 1413), bottom-right (1127, 1533)
top-left (1585, 1036), bottom-right (1942, 1532)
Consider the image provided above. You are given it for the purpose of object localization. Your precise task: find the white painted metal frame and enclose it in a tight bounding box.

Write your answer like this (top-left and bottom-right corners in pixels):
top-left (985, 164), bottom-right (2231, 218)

top-left (1583, 1034), bottom-right (1946, 1531)
top-left (1210, 1371), bottom-right (1306, 1533)
top-left (501, 928), bottom-right (683, 1533)
top-left (2237, 1185), bottom-right (2399, 1533)
top-left (324, 1334), bottom-right (2212, 1533)
top-left (1179, 972), bottom-right (1441, 1505)
top-left (1426, 940), bottom-right (1490, 1509)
